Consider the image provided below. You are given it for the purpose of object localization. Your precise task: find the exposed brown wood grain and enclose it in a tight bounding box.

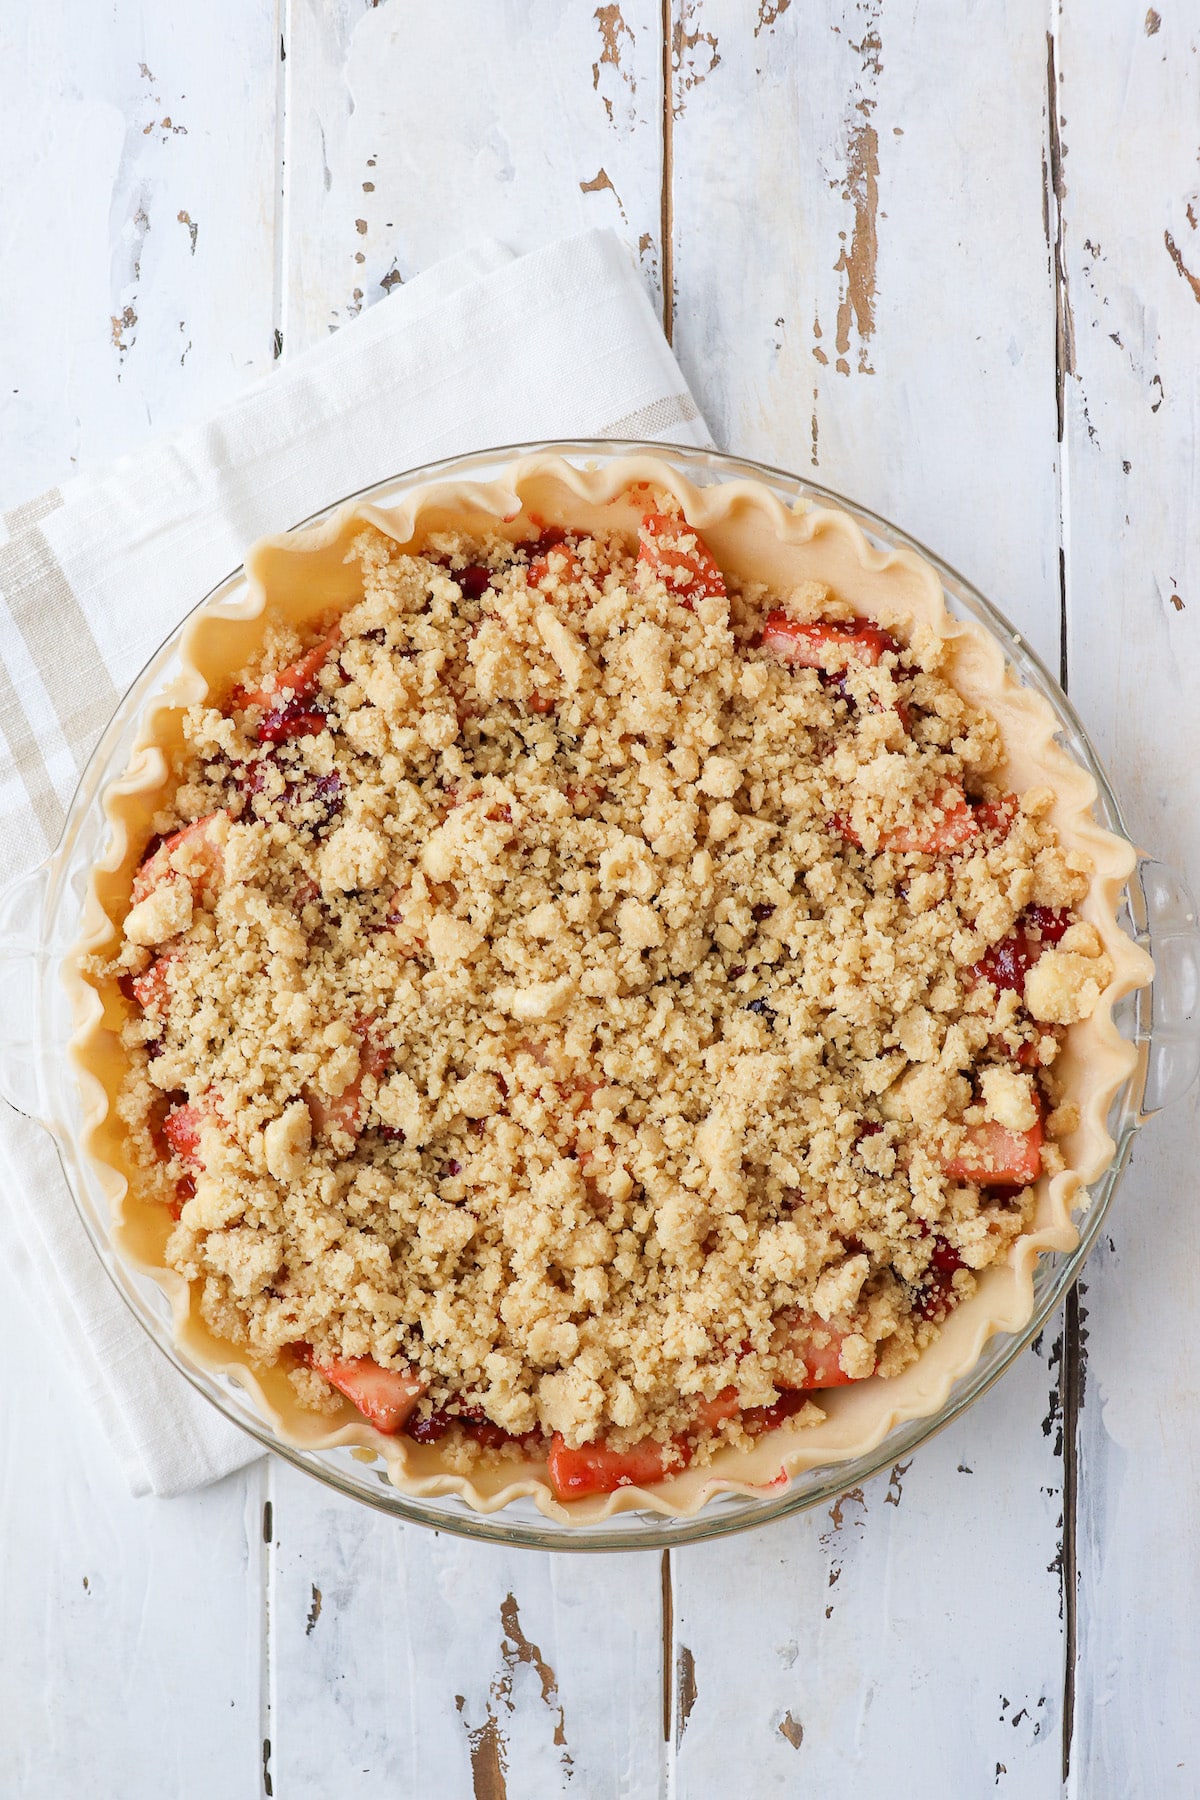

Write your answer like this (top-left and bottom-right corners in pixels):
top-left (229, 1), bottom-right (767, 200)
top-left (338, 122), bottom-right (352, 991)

top-left (834, 2), bottom-right (883, 377)
top-left (778, 1710), bottom-right (804, 1749)
top-left (676, 1645), bottom-right (698, 1746)
top-left (498, 1593), bottom-right (569, 1752)
top-left (464, 1705), bottom-right (508, 1800)
top-left (1164, 229), bottom-right (1200, 303)
top-left (884, 1459), bottom-right (913, 1507)
top-left (452, 1593), bottom-right (573, 1791)
top-left (660, 1548), bottom-right (673, 1741)
top-left (669, 3), bottom-right (720, 117)
top-left (754, 0), bottom-right (791, 36)
top-left (593, 2), bottom-right (635, 110)
top-left (580, 167), bottom-right (628, 221)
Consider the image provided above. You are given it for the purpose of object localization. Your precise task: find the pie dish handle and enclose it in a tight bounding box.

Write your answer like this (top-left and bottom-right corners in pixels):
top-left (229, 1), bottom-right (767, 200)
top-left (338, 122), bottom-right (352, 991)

top-left (0, 860), bottom-right (52, 1125)
top-left (1130, 856), bottom-right (1200, 1119)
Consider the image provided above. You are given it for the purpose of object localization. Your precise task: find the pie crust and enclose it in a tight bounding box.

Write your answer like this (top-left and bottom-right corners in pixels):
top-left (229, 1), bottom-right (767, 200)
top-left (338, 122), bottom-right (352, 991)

top-left (67, 453), bottom-right (1152, 1522)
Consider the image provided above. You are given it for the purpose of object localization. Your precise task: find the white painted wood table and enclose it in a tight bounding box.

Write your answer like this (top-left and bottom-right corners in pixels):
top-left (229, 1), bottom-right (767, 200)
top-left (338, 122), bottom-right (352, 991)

top-left (3, 4), bottom-right (1198, 1795)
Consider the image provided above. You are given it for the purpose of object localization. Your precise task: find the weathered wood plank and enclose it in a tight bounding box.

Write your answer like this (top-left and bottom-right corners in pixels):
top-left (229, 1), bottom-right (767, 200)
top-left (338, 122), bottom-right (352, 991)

top-left (0, 5), bottom-right (279, 1795)
top-left (0, 1252), bottom-right (267, 1800)
top-left (281, 0), bottom-right (667, 356)
top-left (0, 0), bottom-right (280, 510)
top-left (666, 4), bottom-right (1068, 1792)
top-left (669, 0), bottom-right (1062, 661)
top-left (268, 11), bottom-right (670, 1797)
top-left (267, 1461), bottom-right (665, 1798)
top-left (1055, 5), bottom-right (1200, 1791)
top-left (669, 1345), bottom-right (1065, 1796)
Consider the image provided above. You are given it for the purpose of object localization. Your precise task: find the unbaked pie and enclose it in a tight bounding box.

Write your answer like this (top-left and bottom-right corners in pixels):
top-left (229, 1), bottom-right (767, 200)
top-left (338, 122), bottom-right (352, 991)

top-left (71, 455), bottom-right (1150, 1519)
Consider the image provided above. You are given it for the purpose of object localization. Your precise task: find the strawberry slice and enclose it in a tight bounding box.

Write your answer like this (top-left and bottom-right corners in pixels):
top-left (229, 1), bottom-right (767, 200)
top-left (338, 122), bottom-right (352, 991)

top-left (548, 1375), bottom-right (826, 1499)
top-left (635, 512), bottom-right (726, 606)
top-left (237, 627), bottom-right (340, 714)
top-left (404, 1407), bottom-right (541, 1451)
top-left (741, 1388), bottom-right (816, 1435)
top-left (970, 929), bottom-right (1036, 993)
top-left (547, 1432), bottom-right (685, 1500)
top-left (162, 1100), bottom-right (215, 1169)
top-left (973, 793), bottom-right (1018, 839)
top-left (305, 1020), bottom-right (391, 1141)
top-left (833, 781), bottom-right (980, 856)
top-left (691, 1387), bottom-right (743, 1433)
top-left (169, 1173), bottom-right (196, 1220)
top-left (880, 783), bottom-right (979, 854)
top-left (548, 1377), bottom-right (820, 1499)
top-left (132, 812), bottom-right (226, 904)
top-left (528, 544), bottom-right (585, 590)
top-left (760, 612), bottom-right (899, 668)
top-left (775, 1313), bottom-right (864, 1390)
top-left (944, 1116), bottom-right (1043, 1187)
top-left (455, 565), bottom-right (493, 601)
top-left (314, 1356), bottom-right (426, 1435)
top-left (157, 1095), bottom-right (222, 1215)
top-left (130, 949), bottom-right (180, 1015)
top-left (913, 1234), bottom-right (965, 1321)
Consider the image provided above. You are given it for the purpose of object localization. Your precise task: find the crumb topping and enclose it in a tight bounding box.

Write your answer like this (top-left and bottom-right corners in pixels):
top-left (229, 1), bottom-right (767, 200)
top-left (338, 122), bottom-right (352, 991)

top-left (104, 505), bottom-right (1113, 1476)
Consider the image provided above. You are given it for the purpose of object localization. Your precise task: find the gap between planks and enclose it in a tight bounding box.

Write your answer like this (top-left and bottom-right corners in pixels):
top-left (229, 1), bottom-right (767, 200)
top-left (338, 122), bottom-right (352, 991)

top-left (272, 0), bottom-right (293, 364)
top-left (660, 0), bottom-right (674, 344)
top-left (1044, 11), bottom-right (1081, 1782)
top-left (259, 1457), bottom-right (277, 1798)
top-left (661, 1548), bottom-right (674, 1745)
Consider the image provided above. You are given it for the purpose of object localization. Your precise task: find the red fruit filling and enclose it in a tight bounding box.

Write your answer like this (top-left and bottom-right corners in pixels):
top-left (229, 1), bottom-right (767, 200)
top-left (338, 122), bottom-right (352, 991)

top-left (237, 628), bottom-right (339, 714)
top-left (833, 782), bottom-right (980, 856)
top-left (914, 1235), bottom-right (965, 1322)
top-left (760, 612), bottom-right (900, 668)
top-left (132, 812), bottom-right (226, 903)
top-left (456, 565), bottom-right (492, 600)
top-left (256, 696), bottom-right (330, 744)
top-left (944, 1116), bottom-right (1044, 1188)
top-left (635, 512), bottom-right (726, 605)
top-left (314, 1356), bottom-right (426, 1435)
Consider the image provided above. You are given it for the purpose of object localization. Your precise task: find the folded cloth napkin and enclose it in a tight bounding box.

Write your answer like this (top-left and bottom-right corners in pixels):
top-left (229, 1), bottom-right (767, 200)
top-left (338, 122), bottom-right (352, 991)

top-left (0, 228), bottom-right (710, 1497)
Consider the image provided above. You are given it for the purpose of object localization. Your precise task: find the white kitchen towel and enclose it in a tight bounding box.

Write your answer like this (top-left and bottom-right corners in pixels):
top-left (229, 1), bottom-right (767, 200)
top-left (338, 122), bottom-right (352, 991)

top-left (0, 228), bottom-right (710, 1497)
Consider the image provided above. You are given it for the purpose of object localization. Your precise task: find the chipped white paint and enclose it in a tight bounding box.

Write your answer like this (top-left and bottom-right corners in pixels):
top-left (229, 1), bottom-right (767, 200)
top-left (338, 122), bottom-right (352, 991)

top-left (3, 1), bottom-right (1199, 1795)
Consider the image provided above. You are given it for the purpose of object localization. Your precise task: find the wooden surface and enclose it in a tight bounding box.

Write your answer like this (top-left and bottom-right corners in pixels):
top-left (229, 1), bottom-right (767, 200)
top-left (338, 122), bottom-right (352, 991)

top-left (2, 3), bottom-right (1197, 1795)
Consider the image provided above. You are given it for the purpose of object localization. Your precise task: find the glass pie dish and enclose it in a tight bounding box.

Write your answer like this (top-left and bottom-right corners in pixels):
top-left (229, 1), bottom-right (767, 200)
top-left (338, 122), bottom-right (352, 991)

top-left (2, 439), bottom-right (1197, 1551)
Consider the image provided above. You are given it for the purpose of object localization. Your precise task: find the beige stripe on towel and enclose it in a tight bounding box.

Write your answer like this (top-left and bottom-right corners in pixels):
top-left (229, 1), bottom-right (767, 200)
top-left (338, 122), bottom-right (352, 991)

top-left (0, 525), bottom-right (121, 769)
top-left (598, 393), bottom-right (702, 441)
